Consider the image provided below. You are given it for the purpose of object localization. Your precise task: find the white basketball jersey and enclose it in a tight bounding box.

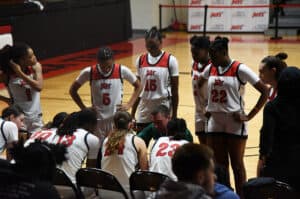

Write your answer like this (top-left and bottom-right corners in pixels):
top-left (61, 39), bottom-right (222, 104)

top-left (101, 133), bottom-right (138, 190)
top-left (7, 66), bottom-right (42, 116)
top-left (25, 128), bottom-right (99, 183)
top-left (90, 64), bottom-right (123, 119)
top-left (150, 137), bottom-right (188, 180)
top-left (137, 52), bottom-right (171, 99)
top-left (206, 61), bottom-right (245, 113)
top-left (192, 61), bottom-right (210, 113)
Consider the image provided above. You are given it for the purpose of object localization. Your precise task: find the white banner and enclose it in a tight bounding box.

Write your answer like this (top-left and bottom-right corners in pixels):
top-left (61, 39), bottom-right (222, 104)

top-left (187, 0), bottom-right (269, 32)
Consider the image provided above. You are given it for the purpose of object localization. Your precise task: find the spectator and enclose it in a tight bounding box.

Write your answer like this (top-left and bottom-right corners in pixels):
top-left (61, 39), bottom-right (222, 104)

top-left (0, 140), bottom-right (67, 199)
top-left (258, 67), bottom-right (300, 191)
top-left (258, 52), bottom-right (287, 101)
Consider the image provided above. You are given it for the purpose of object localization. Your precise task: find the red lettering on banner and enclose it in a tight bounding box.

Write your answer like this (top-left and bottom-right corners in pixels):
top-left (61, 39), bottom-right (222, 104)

top-left (190, 0), bottom-right (201, 5)
top-left (210, 12), bottom-right (223, 18)
top-left (146, 70), bottom-right (156, 76)
top-left (190, 25), bottom-right (202, 30)
top-left (100, 83), bottom-right (111, 89)
top-left (232, 0), bottom-right (243, 4)
top-left (231, 25), bottom-right (243, 30)
top-left (252, 12), bottom-right (266, 17)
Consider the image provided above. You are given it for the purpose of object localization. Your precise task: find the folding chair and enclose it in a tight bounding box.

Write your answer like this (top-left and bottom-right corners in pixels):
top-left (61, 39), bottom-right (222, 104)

top-left (129, 170), bottom-right (170, 199)
top-left (53, 168), bottom-right (80, 199)
top-left (76, 168), bottom-right (129, 199)
top-left (243, 177), bottom-right (299, 199)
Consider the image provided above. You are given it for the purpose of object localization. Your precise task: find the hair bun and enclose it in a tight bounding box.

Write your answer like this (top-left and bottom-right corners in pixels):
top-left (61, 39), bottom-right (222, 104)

top-left (275, 52), bottom-right (288, 60)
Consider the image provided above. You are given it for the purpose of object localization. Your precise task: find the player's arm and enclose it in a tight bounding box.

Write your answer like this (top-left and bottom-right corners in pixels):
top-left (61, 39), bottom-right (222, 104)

top-left (0, 72), bottom-right (12, 104)
top-left (131, 57), bottom-right (142, 119)
top-left (86, 134), bottom-right (101, 168)
top-left (134, 136), bottom-right (148, 170)
top-left (198, 64), bottom-right (210, 88)
top-left (69, 81), bottom-right (86, 110)
top-left (246, 80), bottom-right (268, 121)
top-left (131, 77), bottom-right (141, 119)
top-left (126, 79), bottom-right (142, 110)
top-left (5, 122), bottom-right (19, 160)
top-left (9, 60), bottom-right (43, 91)
top-left (69, 68), bottom-right (90, 110)
top-left (170, 76), bottom-right (179, 119)
top-left (117, 67), bottom-right (142, 112)
top-left (234, 65), bottom-right (268, 121)
top-left (169, 56), bottom-right (179, 119)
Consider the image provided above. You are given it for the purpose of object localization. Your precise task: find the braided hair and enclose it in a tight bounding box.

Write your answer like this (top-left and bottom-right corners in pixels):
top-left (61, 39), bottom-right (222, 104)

top-left (105, 111), bottom-right (133, 155)
top-left (145, 26), bottom-right (162, 42)
top-left (97, 46), bottom-right (114, 62)
top-left (210, 36), bottom-right (229, 52)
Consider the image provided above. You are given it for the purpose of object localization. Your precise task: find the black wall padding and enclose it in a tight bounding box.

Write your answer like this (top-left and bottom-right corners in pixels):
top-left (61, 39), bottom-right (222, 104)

top-left (1, 0), bottom-right (132, 59)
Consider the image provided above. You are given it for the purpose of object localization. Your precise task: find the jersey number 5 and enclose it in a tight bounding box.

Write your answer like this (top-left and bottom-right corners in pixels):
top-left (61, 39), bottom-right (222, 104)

top-left (156, 142), bottom-right (180, 157)
top-left (102, 93), bottom-right (111, 105)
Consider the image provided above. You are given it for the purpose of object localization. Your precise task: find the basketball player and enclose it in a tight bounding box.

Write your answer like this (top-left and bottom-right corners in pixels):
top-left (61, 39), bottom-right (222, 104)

top-left (0, 105), bottom-right (25, 160)
top-left (190, 35), bottom-right (211, 144)
top-left (258, 52), bottom-right (287, 101)
top-left (132, 27), bottom-right (179, 131)
top-left (101, 111), bottom-right (148, 194)
top-left (0, 43), bottom-right (43, 133)
top-left (25, 108), bottom-right (100, 184)
top-left (199, 36), bottom-right (269, 197)
top-left (149, 118), bottom-right (189, 180)
top-left (69, 46), bottom-right (141, 138)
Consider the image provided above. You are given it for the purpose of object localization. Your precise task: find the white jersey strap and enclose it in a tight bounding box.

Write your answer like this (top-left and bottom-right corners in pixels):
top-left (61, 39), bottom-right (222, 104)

top-left (0, 121), bottom-right (7, 150)
top-left (0, 121), bottom-right (7, 144)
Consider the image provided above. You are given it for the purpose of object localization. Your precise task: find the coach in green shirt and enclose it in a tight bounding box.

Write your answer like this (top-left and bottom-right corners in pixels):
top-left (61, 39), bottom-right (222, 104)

top-left (137, 105), bottom-right (193, 147)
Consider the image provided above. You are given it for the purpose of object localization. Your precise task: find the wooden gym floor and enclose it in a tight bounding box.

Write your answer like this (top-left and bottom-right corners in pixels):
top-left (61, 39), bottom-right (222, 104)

top-left (0, 32), bottom-right (299, 180)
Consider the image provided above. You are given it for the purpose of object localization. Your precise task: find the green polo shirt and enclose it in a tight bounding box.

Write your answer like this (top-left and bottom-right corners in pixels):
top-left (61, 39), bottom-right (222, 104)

top-left (137, 123), bottom-right (193, 147)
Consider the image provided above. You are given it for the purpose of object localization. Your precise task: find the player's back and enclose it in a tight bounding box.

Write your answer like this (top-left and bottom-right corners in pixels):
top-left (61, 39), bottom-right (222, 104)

top-left (150, 136), bottom-right (188, 180)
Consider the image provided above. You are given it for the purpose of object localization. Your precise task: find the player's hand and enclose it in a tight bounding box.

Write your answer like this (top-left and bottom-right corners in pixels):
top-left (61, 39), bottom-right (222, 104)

top-left (232, 111), bottom-right (249, 122)
top-left (9, 60), bottom-right (22, 75)
top-left (116, 104), bottom-right (130, 111)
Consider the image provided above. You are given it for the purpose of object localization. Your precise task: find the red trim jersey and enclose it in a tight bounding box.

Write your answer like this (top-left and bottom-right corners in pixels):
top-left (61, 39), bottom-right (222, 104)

top-left (101, 134), bottom-right (138, 192)
top-left (149, 137), bottom-right (188, 180)
top-left (136, 52), bottom-right (179, 100)
top-left (25, 128), bottom-right (100, 183)
top-left (7, 66), bottom-right (42, 121)
top-left (76, 64), bottom-right (137, 120)
top-left (202, 60), bottom-right (260, 113)
top-left (192, 61), bottom-right (210, 113)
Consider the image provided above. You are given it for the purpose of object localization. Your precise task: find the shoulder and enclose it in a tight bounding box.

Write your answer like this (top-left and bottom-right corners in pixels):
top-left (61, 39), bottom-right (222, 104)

top-left (2, 121), bottom-right (18, 131)
top-left (32, 62), bottom-right (42, 70)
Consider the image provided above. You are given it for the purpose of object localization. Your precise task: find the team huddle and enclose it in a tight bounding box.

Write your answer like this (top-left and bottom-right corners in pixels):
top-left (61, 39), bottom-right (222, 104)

top-left (0, 26), bottom-right (299, 199)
